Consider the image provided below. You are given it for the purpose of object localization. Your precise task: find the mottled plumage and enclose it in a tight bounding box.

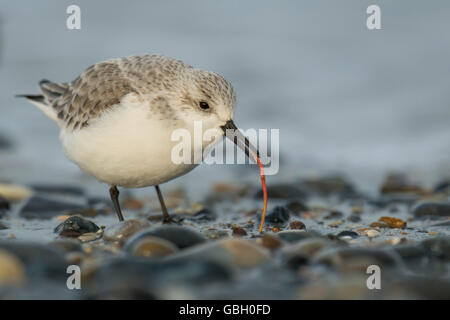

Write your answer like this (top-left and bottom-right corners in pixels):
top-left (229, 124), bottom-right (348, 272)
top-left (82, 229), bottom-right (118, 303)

top-left (29, 54), bottom-right (235, 131)
top-left (19, 54), bottom-right (255, 224)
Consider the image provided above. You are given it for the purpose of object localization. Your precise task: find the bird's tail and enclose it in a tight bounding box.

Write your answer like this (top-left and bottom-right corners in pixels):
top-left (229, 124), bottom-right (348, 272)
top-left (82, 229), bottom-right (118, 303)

top-left (16, 79), bottom-right (68, 122)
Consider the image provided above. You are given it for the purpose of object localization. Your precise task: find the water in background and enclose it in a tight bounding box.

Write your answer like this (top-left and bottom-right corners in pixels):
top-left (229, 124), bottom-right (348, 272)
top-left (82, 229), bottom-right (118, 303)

top-left (0, 0), bottom-right (449, 198)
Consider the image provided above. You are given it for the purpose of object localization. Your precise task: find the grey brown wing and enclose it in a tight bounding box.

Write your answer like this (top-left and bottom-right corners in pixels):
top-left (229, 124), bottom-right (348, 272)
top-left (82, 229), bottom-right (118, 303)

top-left (53, 61), bottom-right (137, 130)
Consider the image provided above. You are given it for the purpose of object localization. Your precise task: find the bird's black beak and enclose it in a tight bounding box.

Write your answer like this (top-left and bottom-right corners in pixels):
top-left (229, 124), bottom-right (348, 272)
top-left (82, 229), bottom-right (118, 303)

top-left (221, 120), bottom-right (259, 162)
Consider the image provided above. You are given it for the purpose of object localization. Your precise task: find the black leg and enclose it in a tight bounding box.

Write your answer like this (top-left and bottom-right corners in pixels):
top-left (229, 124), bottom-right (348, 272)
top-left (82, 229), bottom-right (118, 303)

top-left (109, 185), bottom-right (124, 221)
top-left (154, 185), bottom-right (171, 223)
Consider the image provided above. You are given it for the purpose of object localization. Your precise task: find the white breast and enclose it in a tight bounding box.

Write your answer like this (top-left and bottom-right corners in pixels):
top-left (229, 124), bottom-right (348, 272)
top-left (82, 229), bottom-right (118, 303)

top-left (60, 93), bottom-right (198, 188)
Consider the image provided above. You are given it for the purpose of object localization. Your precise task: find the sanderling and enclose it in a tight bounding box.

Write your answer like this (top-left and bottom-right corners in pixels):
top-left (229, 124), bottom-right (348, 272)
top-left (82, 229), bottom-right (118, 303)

top-left (18, 54), bottom-right (266, 225)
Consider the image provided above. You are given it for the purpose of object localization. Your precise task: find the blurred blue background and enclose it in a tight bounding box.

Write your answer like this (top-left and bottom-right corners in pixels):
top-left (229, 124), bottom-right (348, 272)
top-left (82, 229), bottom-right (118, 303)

top-left (0, 0), bottom-right (449, 196)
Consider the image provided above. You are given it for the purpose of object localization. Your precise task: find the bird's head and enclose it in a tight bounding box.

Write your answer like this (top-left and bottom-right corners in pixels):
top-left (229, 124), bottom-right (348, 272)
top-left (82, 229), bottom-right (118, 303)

top-left (168, 68), bottom-right (258, 160)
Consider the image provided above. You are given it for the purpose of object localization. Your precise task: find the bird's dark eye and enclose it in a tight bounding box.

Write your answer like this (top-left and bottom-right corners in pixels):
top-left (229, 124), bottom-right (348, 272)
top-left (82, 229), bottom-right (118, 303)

top-left (199, 101), bottom-right (210, 110)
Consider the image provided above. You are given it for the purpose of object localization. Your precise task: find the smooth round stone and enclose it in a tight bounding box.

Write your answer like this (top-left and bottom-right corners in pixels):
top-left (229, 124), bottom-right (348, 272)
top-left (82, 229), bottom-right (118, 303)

top-left (289, 220), bottom-right (306, 230)
top-left (0, 196), bottom-right (10, 210)
top-left (125, 226), bottom-right (206, 250)
top-left (298, 276), bottom-right (377, 299)
top-left (78, 230), bottom-right (103, 243)
top-left (366, 230), bottom-right (380, 238)
top-left (49, 239), bottom-right (84, 253)
top-left (390, 245), bottom-right (427, 262)
top-left (285, 200), bottom-right (308, 214)
top-left (0, 183), bottom-right (32, 202)
top-left (385, 275), bottom-right (450, 299)
top-left (257, 233), bottom-right (283, 251)
top-left (276, 230), bottom-right (321, 244)
top-left (0, 241), bottom-right (67, 281)
top-left (201, 229), bottom-right (229, 240)
top-left (89, 258), bottom-right (233, 298)
top-left (258, 206), bottom-right (290, 225)
top-left (29, 184), bottom-right (85, 197)
top-left (103, 219), bottom-right (150, 243)
top-left (166, 238), bottom-right (270, 270)
top-left (231, 227), bottom-right (247, 237)
top-left (54, 215), bottom-right (99, 236)
top-left (421, 237), bottom-right (450, 260)
top-left (315, 247), bottom-right (402, 272)
top-left (65, 251), bottom-right (85, 265)
top-left (282, 238), bottom-right (331, 259)
top-left (412, 202), bottom-right (450, 218)
top-left (20, 195), bottom-right (86, 219)
top-left (0, 249), bottom-right (26, 287)
top-left (184, 208), bottom-right (216, 222)
top-left (126, 236), bottom-right (178, 258)
top-left (324, 210), bottom-right (343, 220)
top-left (337, 230), bottom-right (359, 239)
top-left (301, 176), bottom-right (357, 197)
top-left (347, 213), bottom-right (361, 222)
top-left (434, 180), bottom-right (450, 193)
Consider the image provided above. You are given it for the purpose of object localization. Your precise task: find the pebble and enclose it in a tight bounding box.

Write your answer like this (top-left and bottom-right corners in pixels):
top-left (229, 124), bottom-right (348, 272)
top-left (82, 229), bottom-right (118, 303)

top-left (89, 258), bottom-right (232, 299)
top-left (337, 230), bottom-right (359, 239)
top-left (315, 247), bottom-right (401, 271)
top-left (420, 237), bottom-right (450, 260)
top-left (370, 221), bottom-right (389, 228)
top-left (103, 219), bottom-right (150, 243)
top-left (434, 180), bottom-right (450, 193)
top-left (289, 220), bottom-right (306, 230)
top-left (390, 245), bottom-right (427, 262)
top-left (285, 200), bottom-right (308, 214)
top-left (386, 237), bottom-right (402, 245)
top-left (166, 238), bottom-right (270, 270)
top-left (412, 202), bottom-right (450, 218)
top-left (49, 239), bottom-right (83, 253)
top-left (20, 195), bottom-right (86, 219)
top-left (385, 276), bottom-right (450, 299)
top-left (0, 133), bottom-right (12, 150)
top-left (276, 230), bottom-right (321, 243)
top-left (54, 215), bottom-right (100, 236)
top-left (121, 197), bottom-right (144, 210)
top-left (0, 196), bottom-right (10, 210)
top-left (257, 233), bottom-right (283, 251)
top-left (379, 173), bottom-right (428, 195)
top-left (324, 210), bottom-right (343, 220)
top-left (0, 242), bottom-right (68, 282)
top-left (347, 213), bottom-right (361, 222)
top-left (0, 183), bottom-right (32, 202)
top-left (366, 230), bottom-right (381, 238)
top-left (124, 226), bottom-right (206, 250)
top-left (185, 208), bottom-right (216, 222)
top-left (65, 251), bottom-right (85, 265)
top-left (29, 184), bottom-right (85, 197)
top-left (301, 176), bottom-right (358, 198)
top-left (282, 238), bottom-right (331, 259)
top-left (231, 226), bottom-right (247, 236)
top-left (258, 206), bottom-right (290, 225)
top-left (78, 230), bottom-right (103, 243)
top-left (0, 249), bottom-right (26, 287)
top-left (378, 216), bottom-right (407, 229)
top-left (201, 229), bottom-right (230, 240)
top-left (351, 206), bottom-right (363, 214)
top-left (126, 236), bottom-right (178, 258)
top-left (328, 220), bottom-right (343, 227)
top-left (298, 276), bottom-right (379, 299)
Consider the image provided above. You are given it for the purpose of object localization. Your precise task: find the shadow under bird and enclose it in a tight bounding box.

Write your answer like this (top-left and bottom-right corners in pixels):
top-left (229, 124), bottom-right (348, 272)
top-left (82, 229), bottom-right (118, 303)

top-left (17, 54), bottom-right (268, 229)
